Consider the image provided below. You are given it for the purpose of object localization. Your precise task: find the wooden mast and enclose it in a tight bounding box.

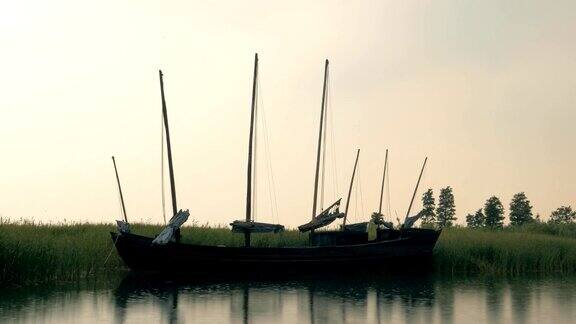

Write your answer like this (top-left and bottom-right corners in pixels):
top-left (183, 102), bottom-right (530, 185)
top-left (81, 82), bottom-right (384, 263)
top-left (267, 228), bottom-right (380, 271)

top-left (244, 53), bottom-right (258, 247)
top-left (342, 149), bottom-right (360, 227)
top-left (111, 156), bottom-right (128, 223)
top-left (405, 157), bottom-right (427, 221)
top-left (378, 149), bottom-right (388, 214)
top-left (312, 59), bottom-right (329, 220)
top-left (159, 70), bottom-right (178, 221)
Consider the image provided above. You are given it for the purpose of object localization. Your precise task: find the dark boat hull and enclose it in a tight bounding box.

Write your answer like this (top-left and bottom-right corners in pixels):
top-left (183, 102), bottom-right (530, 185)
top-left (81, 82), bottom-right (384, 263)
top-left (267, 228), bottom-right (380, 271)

top-left (111, 229), bottom-right (441, 274)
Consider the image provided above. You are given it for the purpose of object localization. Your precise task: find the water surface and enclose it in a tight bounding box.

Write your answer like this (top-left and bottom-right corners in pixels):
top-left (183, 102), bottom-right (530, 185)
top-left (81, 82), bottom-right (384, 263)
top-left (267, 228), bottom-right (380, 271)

top-left (1, 274), bottom-right (575, 323)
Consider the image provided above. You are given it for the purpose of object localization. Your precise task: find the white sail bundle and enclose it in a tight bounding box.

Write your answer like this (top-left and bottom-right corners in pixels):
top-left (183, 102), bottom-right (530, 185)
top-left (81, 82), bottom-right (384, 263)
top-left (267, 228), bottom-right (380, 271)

top-left (402, 210), bottom-right (424, 229)
top-left (298, 199), bottom-right (344, 232)
top-left (152, 209), bottom-right (190, 245)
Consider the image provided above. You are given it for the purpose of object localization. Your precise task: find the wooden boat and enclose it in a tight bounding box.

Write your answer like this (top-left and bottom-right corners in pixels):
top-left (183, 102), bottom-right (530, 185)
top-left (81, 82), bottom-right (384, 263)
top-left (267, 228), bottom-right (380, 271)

top-left (111, 55), bottom-right (441, 274)
top-left (111, 229), bottom-right (439, 273)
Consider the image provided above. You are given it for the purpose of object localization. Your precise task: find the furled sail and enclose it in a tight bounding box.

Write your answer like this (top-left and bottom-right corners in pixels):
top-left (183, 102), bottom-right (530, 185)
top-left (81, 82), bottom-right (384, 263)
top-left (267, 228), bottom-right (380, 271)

top-left (402, 210), bottom-right (424, 229)
top-left (341, 222), bottom-right (369, 232)
top-left (230, 220), bottom-right (285, 233)
top-left (298, 199), bottom-right (344, 232)
top-left (152, 209), bottom-right (190, 245)
top-left (116, 220), bottom-right (131, 234)
top-left (375, 219), bottom-right (395, 230)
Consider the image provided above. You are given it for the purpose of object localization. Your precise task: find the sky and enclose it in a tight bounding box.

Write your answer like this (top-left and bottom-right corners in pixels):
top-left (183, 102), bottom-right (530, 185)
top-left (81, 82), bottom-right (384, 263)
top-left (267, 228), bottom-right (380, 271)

top-left (1, 0), bottom-right (575, 227)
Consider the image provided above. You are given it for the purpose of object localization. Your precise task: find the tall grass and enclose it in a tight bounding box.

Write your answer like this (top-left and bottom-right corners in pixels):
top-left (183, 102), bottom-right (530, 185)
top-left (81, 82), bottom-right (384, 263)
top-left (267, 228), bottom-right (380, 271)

top-left (0, 220), bottom-right (308, 287)
top-left (1, 219), bottom-right (576, 287)
top-left (435, 226), bottom-right (576, 274)
top-left (0, 220), bottom-right (123, 287)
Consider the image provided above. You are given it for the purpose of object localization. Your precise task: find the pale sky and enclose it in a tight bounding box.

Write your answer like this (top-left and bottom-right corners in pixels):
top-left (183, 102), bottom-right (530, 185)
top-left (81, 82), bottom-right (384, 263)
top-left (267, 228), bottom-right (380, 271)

top-left (1, 0), bottom-right (575, 227)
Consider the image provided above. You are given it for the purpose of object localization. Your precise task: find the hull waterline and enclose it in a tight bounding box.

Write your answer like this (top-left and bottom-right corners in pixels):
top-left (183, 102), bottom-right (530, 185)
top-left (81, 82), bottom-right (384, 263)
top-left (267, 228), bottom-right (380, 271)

top-left (111, 229), bottom-right (441, 274)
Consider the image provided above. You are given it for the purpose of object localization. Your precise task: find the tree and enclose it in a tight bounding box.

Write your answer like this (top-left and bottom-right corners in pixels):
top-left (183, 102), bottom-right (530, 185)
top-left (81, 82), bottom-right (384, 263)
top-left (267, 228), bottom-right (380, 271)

top-left (436, 186), bottom-right (456, 228)
top-left (509, 192), bottom-right (533, 226)
top-left (534, 213), bottom-right (542, 223)
top-left (466, 209), bottom-right (485, 228)
top-left (420, 189), bottom-right (436, 225)
top-left (484, 196), bottom-right (504, 229)
top-left (548, 206), bottom-right (576, 224)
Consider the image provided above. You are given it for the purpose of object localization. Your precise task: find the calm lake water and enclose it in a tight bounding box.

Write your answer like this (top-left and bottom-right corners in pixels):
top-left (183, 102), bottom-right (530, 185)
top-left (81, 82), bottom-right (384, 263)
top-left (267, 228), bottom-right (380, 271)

top-left (1, 273), bottom-right (575, 324)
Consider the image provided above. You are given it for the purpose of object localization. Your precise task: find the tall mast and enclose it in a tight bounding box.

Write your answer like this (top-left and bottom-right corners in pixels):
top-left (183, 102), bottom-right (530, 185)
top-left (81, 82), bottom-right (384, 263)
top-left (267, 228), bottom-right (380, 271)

top-left (244, 53), bottom-right (258, 247)
top-left (405, 157), bottom-right (427, 220)
top-left (312, 59), bottom-right (329, 219)
top-left (343, 149), bottom-right (360, 227)
top-left (112, 156), bottom-right (128, 223)
top-left (159, 70), bottom-right (177, 218)
top-left (378, 149), bottom-right (388, 214)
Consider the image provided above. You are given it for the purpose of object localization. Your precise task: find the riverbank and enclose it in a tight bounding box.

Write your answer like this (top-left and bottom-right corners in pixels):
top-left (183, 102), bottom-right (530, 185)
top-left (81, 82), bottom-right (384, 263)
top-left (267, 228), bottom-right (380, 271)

top-left (1, 221), bottom-right (575, 287)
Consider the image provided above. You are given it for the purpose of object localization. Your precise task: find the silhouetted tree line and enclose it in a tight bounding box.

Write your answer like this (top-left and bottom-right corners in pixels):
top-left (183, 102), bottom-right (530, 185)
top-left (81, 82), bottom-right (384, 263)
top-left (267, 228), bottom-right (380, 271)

top-left (419, 186), bottom-right (456, 228)
top-left (418, 189), bottom-right (576, 228)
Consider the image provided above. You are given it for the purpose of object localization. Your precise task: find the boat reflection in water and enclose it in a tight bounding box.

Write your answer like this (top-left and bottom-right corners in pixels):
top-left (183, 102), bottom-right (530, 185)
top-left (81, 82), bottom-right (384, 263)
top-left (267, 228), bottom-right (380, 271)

top-left (108, 273), bottom-right (576, 324)
top-left (1, 274), bottom-right (575, 323)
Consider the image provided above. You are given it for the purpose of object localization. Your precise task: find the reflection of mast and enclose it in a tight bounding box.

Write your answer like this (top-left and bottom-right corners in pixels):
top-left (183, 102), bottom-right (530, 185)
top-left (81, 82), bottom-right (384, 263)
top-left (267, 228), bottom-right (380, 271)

top-left (308, 285), bottom-right (315, 324)
top-left (376, 289), bottom-right (381, 324)
top-left (169, 287), bottom-right (179, 324)
top-left (242, 284), bottom-right (250, 324)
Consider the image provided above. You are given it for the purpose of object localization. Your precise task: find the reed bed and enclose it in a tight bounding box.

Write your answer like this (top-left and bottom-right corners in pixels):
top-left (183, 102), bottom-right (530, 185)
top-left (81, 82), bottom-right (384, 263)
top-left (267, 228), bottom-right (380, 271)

top-left (435, 226), bottom-right (576, 275)
top-left (1, 219), bottom-right (576, 287)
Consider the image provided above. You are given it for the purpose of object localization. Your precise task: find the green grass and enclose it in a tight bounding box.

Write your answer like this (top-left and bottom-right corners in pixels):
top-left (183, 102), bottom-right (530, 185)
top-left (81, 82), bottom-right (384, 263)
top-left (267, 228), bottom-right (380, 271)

top-left (0, 220), bottom-right (309, 287)
top-left (435, 226), bottom-right (576, 275)
top-left (1, 219), bottom-right (576, 287)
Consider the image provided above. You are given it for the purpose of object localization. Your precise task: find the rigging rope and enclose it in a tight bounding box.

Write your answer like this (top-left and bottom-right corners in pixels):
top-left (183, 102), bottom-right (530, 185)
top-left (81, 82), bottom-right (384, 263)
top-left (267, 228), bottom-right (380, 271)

top-left (116, 181), bottom-right (124, 221)
top-left (354, 169), bottom-right (359, 222)
top-left (328, 74), bottom-right (339, 203)
top-left (256, 73), bottom-right (280, 224)
top-left (161, 109), bottom-right (166, 225)
top-left (103, 234), bottom-right (120, 265)
top-left (319, 67), bottom-right (330, 211)
top-left (319, 103), bottom-right (327, 211)
top-left (252, 78), bottom-right (258, 221)
top-left (418, 163), bottom-right (428, 215)
top-left (386, 159), bottom-right (392, 221)
top-left (358, 164), bottom-right (366, 220)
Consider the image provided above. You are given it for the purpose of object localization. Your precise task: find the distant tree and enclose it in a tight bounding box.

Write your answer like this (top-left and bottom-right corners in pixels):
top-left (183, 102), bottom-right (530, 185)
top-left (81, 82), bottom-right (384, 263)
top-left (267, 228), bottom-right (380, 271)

top-left (420, 189), bottom-right (436, 226)
top-left (466, 209), bottom-right (485, 228)
top-left (484, 196), bottom-right (504, 229)
top-left (436, 186), bottom-right (456, 228)
top-left (465, 213), bottom-right (474, 227)
top-left (509, 192), bottom-right (534, 226)
top-left (548, 206), bottom-right (576, 224)
top-left (534, 213), bottom-right (542, 223)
